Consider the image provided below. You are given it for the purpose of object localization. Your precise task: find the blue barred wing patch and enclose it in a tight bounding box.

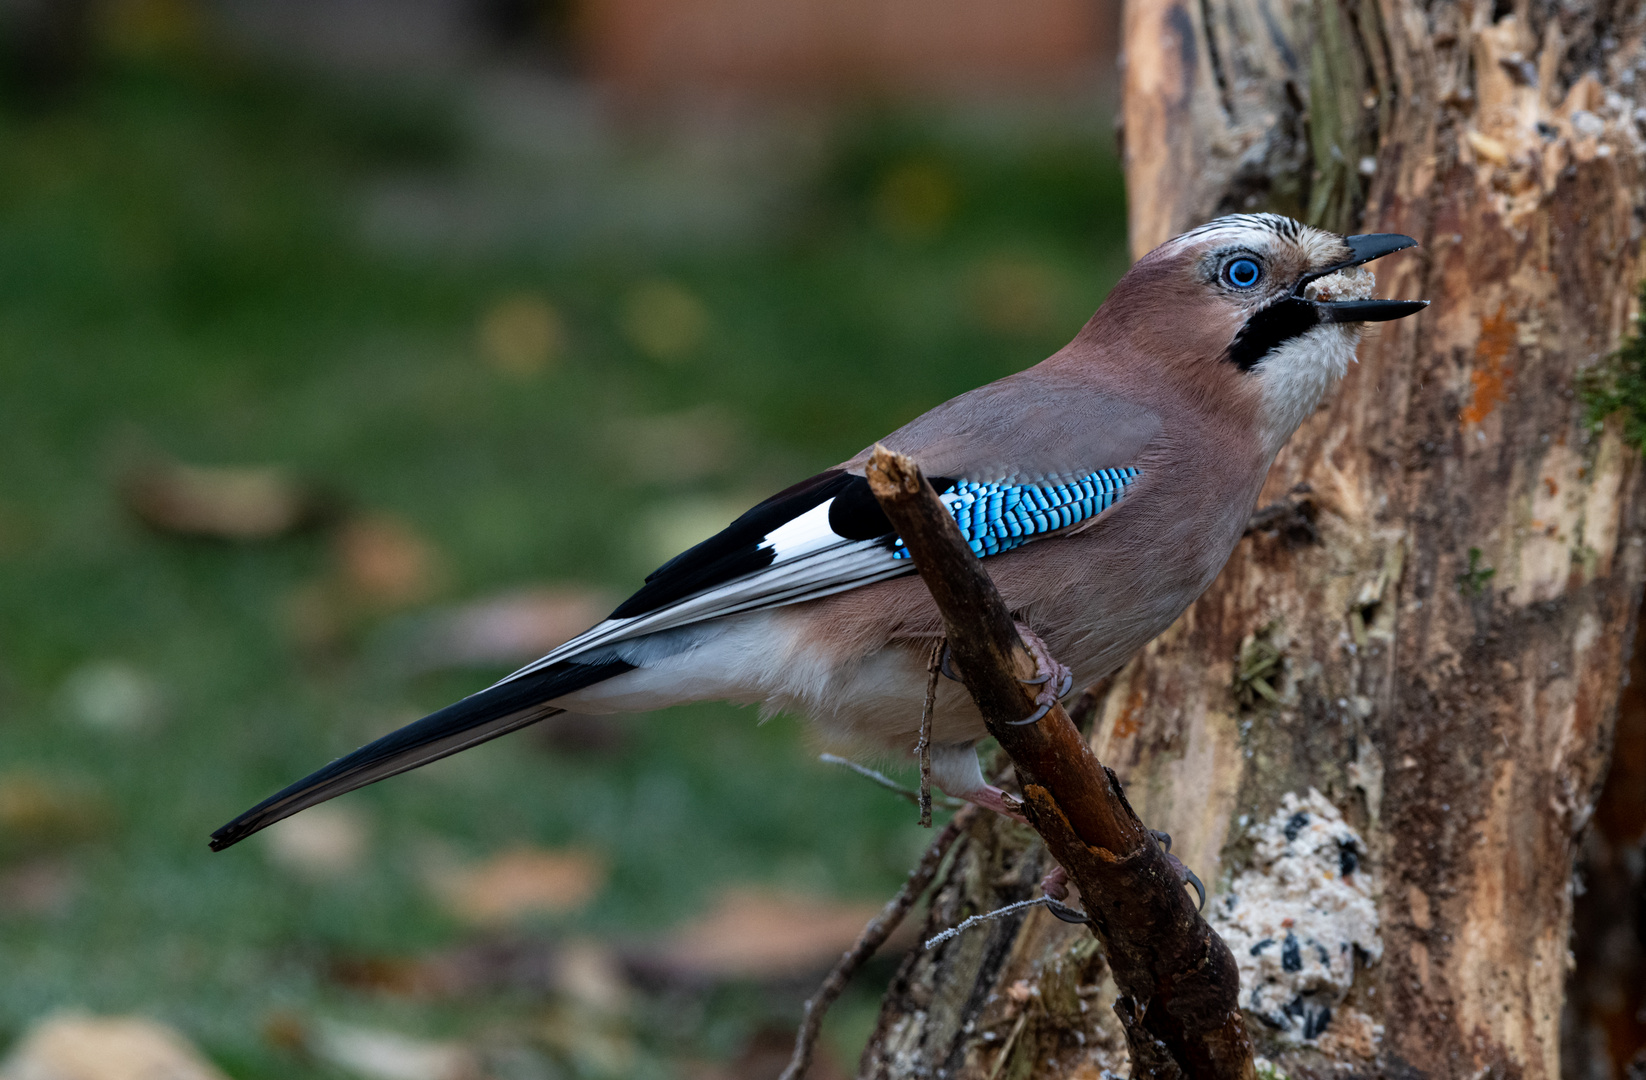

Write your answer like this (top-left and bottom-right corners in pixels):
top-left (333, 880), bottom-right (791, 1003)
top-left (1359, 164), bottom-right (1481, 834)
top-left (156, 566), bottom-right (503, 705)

top-left (891, 468), bottom-right (1140, 560)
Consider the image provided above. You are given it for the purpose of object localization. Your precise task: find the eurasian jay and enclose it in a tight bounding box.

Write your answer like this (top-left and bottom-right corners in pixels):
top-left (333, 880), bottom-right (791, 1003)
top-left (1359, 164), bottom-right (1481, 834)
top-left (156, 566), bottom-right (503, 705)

top-left (211, 213), bottom-right (1424, 851)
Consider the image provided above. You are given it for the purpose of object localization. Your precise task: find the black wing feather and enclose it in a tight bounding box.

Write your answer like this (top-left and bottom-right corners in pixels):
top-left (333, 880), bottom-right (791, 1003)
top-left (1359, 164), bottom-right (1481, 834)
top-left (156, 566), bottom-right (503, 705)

top-left (210, 658), bottom-right (633, 851)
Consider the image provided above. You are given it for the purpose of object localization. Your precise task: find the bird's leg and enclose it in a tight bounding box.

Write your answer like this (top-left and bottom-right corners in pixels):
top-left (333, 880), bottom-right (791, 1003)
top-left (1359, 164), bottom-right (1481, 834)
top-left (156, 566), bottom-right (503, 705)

top-left (1010, 623), bottom-right (1073, 726)
top-left (962, 784), bottom-right (1028, 824)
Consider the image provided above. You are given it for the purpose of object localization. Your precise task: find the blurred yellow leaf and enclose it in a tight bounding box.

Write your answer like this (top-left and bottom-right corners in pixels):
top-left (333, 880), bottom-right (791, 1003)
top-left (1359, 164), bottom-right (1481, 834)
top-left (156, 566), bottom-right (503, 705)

top-left (477, 293), bottom-right (564, 377)
top-left (875, 161), bottom-right (956, 240)
top-left (0, 771), bottom-right (107, 858)
top-left (621, 280), bottom-right (709, 362)
top-left (97, 0), bottom-right (204, 58)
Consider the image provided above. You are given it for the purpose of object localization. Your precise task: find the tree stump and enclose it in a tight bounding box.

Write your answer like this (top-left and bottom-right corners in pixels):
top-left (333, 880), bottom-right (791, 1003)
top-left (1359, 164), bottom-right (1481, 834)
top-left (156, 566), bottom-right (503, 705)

top-left (858, 3), bottom-right (1646, 1077)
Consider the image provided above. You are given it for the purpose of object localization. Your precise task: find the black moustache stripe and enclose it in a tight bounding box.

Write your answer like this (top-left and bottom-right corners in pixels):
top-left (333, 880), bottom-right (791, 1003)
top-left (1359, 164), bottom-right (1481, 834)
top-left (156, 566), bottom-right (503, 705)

top-left (1226, 297), bottom-right (1319, 371)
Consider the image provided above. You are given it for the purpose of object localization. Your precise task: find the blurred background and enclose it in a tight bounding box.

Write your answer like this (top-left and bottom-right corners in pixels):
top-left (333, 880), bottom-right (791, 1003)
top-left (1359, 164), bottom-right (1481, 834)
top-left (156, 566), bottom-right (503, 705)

top-left (0, 0), bottom-right (1130, 1076)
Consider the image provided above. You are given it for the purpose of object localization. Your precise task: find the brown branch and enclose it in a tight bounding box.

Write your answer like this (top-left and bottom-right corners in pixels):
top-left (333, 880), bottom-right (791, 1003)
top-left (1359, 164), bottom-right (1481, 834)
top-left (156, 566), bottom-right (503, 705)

top-left (865, 445), bottom-right (1253, 1080)
top-left (780, 806), bottom-right (975, 1080)
top-left (917, 639), bottom-right (942, 827)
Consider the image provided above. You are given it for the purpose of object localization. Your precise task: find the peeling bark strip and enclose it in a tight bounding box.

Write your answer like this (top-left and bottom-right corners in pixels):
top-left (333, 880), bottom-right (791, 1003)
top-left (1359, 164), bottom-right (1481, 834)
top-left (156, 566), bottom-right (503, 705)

top-left (864, 446), bottom-right (1254, 1080)
top-left (863, 3), bottom-right (1646, 1077)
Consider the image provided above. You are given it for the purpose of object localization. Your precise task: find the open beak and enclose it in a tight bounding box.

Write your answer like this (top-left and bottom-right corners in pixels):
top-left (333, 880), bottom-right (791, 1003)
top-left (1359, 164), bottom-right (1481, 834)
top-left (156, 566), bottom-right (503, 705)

top-left (1299, 233), bottom-right (1427, 323)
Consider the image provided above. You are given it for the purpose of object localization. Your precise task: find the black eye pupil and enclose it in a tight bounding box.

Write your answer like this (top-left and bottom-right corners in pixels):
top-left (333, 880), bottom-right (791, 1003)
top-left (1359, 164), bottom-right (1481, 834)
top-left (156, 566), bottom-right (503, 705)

top-left (1226, 259), bottom-right (1260, 287)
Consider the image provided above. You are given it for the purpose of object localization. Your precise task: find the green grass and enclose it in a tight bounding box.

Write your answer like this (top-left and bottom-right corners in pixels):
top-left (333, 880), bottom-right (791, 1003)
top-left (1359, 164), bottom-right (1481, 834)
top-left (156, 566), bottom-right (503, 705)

top-left (0, 52), bottom-right (1128, 1076)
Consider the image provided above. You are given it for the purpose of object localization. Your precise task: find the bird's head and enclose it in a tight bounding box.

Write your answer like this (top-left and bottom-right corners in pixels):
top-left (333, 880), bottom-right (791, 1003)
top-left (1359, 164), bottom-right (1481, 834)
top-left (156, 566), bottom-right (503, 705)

top-left (1084, 213), bottom-right (1425, 454)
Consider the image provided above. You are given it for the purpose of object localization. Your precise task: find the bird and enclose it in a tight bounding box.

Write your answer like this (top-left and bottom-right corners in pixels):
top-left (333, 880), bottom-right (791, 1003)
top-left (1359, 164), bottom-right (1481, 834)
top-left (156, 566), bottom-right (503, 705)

top-left (210, 213), bottom-right (1424, 852)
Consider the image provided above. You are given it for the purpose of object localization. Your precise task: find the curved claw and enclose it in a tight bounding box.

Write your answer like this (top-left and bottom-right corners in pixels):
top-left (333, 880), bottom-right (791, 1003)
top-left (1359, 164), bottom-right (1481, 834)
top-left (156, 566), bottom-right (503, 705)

top-left (1150, 829), bottom-right (1173, 853)
top-left (1019, 671), bottom-right (1053, 686)
top-left (1010, 700), bottom-right (1054, 726)
top-left (1056, 671), bottom-right (1074, 698)
top-left (938, 645), bottom-right (961, 682)
top-left (1185, 869), bottom-right (1206, 912)
top-left (1045, 898), bottom-right (1091, 924)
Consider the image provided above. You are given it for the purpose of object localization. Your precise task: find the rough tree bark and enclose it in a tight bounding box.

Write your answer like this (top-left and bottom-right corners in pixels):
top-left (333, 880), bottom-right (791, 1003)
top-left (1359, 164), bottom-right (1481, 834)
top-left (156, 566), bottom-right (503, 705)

top-left (858, 2), bottom-right (1646, 1077)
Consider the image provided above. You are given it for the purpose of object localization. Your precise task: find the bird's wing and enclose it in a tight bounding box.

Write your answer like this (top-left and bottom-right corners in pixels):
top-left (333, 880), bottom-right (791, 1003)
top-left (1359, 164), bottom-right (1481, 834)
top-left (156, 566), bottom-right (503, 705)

top-left (499, 384), bottom-right (1161, 683)
top-left (847, 367), bottom-right (1164, 482)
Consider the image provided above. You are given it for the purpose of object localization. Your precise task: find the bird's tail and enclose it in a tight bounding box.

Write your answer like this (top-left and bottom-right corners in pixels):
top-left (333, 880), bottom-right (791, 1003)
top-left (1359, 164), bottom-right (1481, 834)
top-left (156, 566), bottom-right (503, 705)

top-left (209, 659), bottom-right (634, 851)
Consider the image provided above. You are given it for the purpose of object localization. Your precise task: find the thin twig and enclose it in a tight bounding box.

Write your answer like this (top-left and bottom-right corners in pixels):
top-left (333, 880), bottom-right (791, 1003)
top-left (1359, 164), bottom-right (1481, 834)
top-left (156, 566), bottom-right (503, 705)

top-left (924, 894), bottom-right (1088, 949)
top-left (917, 638), bottom-right (943, 827)
top-left (780, 808), bottom-right (975, 1080)
top-left (987, 1010), bottom-right (1031, 1080)
top-left (818, 754), bottom-right (963, 810)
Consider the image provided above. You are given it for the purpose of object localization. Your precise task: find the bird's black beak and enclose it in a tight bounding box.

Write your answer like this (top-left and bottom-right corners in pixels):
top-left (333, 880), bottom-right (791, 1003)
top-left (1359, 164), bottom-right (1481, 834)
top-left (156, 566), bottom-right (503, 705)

top-left (1297, 232), bottom-right (1427, 323)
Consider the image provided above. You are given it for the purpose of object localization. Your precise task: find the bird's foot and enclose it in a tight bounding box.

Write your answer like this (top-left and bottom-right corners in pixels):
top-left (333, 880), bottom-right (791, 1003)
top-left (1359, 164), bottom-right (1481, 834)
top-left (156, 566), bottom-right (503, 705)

top-left (1011, 623), bottom-right (1073, 726)
top-left (1038, 834), bottom-right (1203, 914)
top-left (1143, 827), bottom-right (1204, 909)
top-left (964, 784), bottom-right (1028, 824)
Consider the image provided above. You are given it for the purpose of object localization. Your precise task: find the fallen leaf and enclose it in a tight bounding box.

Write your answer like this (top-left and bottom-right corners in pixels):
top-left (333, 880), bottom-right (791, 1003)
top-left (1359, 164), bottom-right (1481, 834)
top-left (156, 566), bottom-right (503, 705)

top-left (57, 661), bottom-right (164, 733)
top-left (478, 293), bottom-right (564, 377)
top-left (393, 586), bottom-right (609, 672)
top-left (122, 457), bottom-right (332, 541)
top-left (621, 280), bottom-right (709, 362)
top-left (0, 1012), bottom-right (230, 1080)
top-left (312, 1021), bottom-right (480, 1080)
top-left (262, 804), bottom-right (371, 879)
top-left (555, 939), bottom-right (630, 1013)
top-left (0, 771), bottom-right (108, 859)
top-left (426, 846), bottom-right (605, 925)
top-left (335, 515), bottom-right (446, 610)
top-left (646, 888), bottom-right (885, 981)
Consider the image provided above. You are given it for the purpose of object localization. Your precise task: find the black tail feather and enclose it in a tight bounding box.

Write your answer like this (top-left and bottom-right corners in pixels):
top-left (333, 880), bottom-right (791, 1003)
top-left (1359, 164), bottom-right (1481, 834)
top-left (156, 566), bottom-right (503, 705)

top-left (209, 659), bottom-right (633, 851)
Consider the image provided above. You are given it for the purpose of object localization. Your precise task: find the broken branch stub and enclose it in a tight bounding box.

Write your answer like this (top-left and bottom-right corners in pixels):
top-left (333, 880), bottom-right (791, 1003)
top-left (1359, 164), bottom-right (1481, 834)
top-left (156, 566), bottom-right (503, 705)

top-left (864, 444), bottom-right (1254, 1080)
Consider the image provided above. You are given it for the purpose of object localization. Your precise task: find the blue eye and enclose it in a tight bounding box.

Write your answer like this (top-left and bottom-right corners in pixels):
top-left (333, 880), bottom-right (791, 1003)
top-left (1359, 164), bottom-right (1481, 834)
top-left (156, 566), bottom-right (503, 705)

top-left (1224, 258), bottom-right (1262, 288)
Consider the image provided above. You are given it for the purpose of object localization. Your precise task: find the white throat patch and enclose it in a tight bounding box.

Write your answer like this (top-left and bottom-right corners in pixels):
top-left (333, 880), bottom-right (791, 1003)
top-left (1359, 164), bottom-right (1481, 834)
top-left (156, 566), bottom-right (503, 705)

top-left (1250, 263), bottom-right (1375, 454)
top-left (1251, 323), bottom-right (1360, 455)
